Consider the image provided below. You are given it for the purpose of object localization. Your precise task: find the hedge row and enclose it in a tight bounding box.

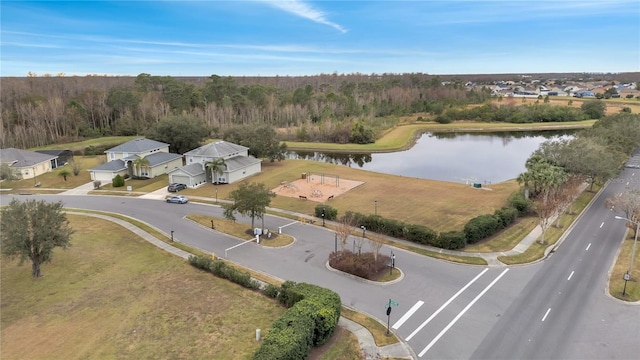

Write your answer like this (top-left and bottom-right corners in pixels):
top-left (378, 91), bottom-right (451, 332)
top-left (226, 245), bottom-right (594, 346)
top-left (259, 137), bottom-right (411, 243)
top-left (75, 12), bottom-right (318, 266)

top-left (188, 255), bottom-right (260, 290)
top-left (340, 190), bottom-right (531, 250)
top-left (254, 281), bottom-right (341, 360)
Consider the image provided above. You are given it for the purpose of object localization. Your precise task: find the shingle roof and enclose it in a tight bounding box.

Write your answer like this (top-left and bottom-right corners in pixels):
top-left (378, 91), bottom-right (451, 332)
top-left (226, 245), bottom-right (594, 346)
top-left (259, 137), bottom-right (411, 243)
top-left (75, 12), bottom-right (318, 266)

top-left (224, 155), bottom-right (261, 171)
top-left (184, 141), bottom-right (248, 158)
top-left (0, 148), bottom-right (56, 168)
top-left (90, 159), bottom-right (127, 172)
top-left (169, 163), bottom-right (205, 176)
top-left (144, 152), bottom-right (182, 166)
top-left (106, 138), bottom-right (169, 154)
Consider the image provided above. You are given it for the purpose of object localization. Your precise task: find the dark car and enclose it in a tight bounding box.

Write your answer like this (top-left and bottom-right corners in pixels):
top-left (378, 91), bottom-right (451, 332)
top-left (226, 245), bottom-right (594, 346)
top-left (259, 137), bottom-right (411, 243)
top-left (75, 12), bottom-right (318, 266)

top-left (167, 183), bottom-right (187, 192)
top-left (166, 195), bottom-right (188, 204)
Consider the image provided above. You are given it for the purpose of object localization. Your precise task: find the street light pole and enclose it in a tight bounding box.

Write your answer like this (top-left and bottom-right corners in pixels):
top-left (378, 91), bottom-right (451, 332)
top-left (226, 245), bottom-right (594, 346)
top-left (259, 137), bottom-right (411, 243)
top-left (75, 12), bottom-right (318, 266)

top-left (215, 188), bottom-right (218, 204)
top-left (614, 216), bottom-right (639, 279)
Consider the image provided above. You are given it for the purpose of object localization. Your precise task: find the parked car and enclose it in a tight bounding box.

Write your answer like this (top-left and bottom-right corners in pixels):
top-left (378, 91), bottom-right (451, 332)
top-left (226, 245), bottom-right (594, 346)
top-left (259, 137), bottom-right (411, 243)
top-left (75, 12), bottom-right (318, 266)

top-left (167, 183), bottom-right (187, 192)
top-left (166, 195), bottom-right (188, 204)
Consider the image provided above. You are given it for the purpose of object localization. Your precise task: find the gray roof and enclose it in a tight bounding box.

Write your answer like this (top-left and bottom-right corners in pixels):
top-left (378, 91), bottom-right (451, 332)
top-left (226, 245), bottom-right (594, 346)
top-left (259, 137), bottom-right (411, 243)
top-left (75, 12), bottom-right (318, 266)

top-left (90, 159), bottom-right (127, 172)
top-left (170, 163), bottom-right (205, 176)
top-left (184, 141), bottom-right (248, 158)
top-left (106, 138), bottom-right (169, 154)
top-left (143, 152), bottom-right (182, 166)
top-left (0, 148), bottom-right (56, 168)
top-left (225, 155), bottom-right (261, 171)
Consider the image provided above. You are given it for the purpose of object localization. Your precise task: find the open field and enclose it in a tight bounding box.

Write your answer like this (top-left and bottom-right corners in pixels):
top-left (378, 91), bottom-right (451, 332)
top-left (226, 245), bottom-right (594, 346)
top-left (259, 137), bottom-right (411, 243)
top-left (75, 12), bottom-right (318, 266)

top-left (0, 215), bottom-right (286, 360)
top-left (180, 159), bottom-right (519, 232)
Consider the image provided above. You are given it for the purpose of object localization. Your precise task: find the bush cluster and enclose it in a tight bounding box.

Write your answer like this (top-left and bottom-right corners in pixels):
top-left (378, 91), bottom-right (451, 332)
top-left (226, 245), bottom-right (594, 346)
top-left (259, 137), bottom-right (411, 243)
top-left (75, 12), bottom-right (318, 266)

top-left (328, 251), bottom-right (391, 280)
top-left (254, 282), bottom-right (341, 360)
top-left (314, 204), bottom-right (338, 221)
top-left (188, 256), bottom-right (260, 290)
top-left (343, 211), bottom-right (440, 247)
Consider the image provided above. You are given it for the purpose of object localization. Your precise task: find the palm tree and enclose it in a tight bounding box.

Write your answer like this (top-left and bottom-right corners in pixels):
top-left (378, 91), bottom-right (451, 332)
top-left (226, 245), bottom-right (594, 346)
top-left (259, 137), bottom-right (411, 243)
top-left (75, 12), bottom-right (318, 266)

top-left (205, 158), bottom-right (225, 184)
top-left (133, 157), bottom-right (151, 178)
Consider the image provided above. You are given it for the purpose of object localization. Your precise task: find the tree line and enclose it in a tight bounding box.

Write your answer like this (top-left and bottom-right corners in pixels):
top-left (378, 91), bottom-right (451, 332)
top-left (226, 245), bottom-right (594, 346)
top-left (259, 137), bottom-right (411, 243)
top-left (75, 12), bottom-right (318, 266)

top-left (1, 73), bottom-right (489, 149)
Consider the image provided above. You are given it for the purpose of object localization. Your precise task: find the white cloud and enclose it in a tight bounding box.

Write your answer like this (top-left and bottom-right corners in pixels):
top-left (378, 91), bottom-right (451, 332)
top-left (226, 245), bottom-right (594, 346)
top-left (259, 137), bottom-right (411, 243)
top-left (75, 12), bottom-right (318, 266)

top-left (262, 0), bottom-right (347, 33)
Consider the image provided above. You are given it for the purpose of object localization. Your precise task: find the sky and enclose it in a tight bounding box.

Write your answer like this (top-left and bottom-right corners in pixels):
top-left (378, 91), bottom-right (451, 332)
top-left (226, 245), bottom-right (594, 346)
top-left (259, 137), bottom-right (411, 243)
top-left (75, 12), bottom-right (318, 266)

top-left (1, 0), bottom-right (639, 77)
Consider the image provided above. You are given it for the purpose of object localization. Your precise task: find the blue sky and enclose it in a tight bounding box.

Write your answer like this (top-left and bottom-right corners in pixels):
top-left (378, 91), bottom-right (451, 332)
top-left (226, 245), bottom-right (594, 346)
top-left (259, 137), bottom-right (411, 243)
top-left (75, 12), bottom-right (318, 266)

top-left (1, 0), bottom-right (638, 77)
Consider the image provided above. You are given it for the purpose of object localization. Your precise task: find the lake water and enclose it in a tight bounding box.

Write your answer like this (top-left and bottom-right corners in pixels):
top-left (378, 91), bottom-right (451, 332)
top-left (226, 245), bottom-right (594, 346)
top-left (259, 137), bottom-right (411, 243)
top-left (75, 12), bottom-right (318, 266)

top-left (288, 130), bottom-right (575, 183)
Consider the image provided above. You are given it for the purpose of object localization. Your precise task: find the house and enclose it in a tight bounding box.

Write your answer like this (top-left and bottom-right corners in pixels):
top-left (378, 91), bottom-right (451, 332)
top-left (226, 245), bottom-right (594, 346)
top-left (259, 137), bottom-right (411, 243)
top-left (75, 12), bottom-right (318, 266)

top-left (168, 141), bottom-right (261, 186)
top-left (35, 149), bottom-right (73, 168)
top-left (0, 148), bottom-right (58, 180)
top-left (89, 138), bottom-right (183, 183)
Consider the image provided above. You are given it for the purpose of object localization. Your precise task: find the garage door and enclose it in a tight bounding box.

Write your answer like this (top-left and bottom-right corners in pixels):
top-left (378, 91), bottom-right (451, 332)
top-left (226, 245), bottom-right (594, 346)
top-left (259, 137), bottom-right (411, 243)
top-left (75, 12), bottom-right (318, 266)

top-left (93, 172), bottom-right (115, 182)
top-left (171, 175), bottom-right (191, 187)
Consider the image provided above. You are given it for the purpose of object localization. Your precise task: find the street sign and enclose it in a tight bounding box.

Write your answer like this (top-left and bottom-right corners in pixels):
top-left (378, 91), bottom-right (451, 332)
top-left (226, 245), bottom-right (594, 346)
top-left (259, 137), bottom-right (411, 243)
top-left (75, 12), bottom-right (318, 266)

top-left (623, 272), bottom-right (630, 281)
top-left (390, 300), bottom-right (399, 306)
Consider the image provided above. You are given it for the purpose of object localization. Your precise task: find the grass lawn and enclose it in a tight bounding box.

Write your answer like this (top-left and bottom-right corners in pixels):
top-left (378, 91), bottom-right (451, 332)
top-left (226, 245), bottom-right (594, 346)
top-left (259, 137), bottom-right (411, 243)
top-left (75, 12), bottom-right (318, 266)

top-left (186, 214), bottom-right (294, 248)
top-left (0, 215), bottom-right (286, 360)
top-left (180, 159), bottom-right (519, 233)
top-left (29, 136), bottom-right (138, 153)
top-left (609, 230), bottom-right (640, 301)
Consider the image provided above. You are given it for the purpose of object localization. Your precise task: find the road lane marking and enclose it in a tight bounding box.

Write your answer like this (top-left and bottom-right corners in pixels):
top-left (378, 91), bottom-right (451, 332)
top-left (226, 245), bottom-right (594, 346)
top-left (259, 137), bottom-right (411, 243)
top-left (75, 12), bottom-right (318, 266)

top-left (600, 222), bottom-right (604, 228)
top-left (585, 243), bottom-right (591, 251)
top-left (541, 308), bottom-right (551, 322)
top-left (405, 268), bottom-right (489, 341)
top-left (567, 271), bottom-right (574, 281)
top-left (392, 301), bottom-right (424, 330)
top-left (417, 268), bottom-right (509, 357)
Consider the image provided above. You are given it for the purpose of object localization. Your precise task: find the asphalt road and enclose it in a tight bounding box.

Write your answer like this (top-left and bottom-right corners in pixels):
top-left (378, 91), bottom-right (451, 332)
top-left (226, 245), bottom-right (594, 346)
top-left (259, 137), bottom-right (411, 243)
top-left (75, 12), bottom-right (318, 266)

top-left (2, 165), bottom-right (639, 359)
top-left (472, 166), bottom-right (640, 360)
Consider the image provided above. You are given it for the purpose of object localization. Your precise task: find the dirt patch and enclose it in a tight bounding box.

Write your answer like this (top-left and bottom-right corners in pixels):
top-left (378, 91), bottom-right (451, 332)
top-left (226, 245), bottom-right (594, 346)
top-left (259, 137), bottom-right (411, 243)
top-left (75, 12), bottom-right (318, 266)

top-left (272, 175), bottom-right (364, 203)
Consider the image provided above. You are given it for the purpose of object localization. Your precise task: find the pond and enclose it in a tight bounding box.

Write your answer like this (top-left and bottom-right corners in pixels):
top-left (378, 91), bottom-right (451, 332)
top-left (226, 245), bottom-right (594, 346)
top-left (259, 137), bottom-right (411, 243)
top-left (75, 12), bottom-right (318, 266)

top-left (288, 130), bottom-right (576, 183)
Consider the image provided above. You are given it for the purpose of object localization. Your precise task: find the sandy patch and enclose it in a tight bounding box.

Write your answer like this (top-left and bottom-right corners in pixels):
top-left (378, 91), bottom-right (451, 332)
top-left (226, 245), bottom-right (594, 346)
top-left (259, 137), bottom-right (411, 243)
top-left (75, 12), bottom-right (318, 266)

top-left (272, 174), bottom-right (364, 203)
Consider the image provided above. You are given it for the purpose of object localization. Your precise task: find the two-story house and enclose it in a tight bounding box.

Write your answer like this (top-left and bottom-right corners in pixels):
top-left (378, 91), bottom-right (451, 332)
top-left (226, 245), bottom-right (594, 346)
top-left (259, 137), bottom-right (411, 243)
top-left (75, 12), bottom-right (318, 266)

top-left (89, 138), bottom-right (183, 183)
top-left (167, 141), bottom-right (261, 187)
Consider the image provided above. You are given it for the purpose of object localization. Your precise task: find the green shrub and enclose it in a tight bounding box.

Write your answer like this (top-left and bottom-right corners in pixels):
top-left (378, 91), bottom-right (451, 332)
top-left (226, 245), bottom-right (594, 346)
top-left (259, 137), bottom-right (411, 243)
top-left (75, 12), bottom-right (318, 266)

top-left (263, 284), bottom-right (280, 298)
top-left (277, 281), bottom-right (304, 308)
top-left (255, 282), bottom-right (341, 359)
top-left (494, 207), bottom-right (518, 228)
top-left (464, 214), bottom-right (501, 244)
top-left (188, 256), bottom-right (259, 290)
top-left (404, 224), bottom-right (438, 245)
top-left (112, 174), bottom-right (125, 187)
top-left (508, 190), bottom-right (532, 216)
top-left (438, 231), bottom-right (466, 249)
top-left (314, 204), bottom-right (338, 220)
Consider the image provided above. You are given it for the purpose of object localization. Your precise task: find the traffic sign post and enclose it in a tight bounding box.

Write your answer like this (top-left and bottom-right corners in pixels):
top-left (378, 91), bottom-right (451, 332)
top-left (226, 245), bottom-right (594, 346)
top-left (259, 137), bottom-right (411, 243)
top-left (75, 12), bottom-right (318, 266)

top-left (623, 272), bottom-right (630, 296)
top-left (385, 298), bottom-right (399, 336)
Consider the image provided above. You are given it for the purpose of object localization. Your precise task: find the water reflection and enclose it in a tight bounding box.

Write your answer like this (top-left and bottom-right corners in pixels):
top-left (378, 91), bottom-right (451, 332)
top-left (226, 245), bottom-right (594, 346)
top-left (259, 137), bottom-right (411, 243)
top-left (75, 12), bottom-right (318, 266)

top-left (288, 130), bottom-right (575, 183)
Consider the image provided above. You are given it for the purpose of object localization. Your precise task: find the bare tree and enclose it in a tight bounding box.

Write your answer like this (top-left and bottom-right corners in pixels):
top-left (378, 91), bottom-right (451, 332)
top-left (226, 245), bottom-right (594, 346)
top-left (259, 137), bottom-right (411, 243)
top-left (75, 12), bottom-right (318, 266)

top-left (335, 217), bottom-right (353, 252)
top-left (367, 236), bottom-right (384, 261)
top-left (606, 189), bottom-right (640, 237)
